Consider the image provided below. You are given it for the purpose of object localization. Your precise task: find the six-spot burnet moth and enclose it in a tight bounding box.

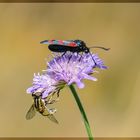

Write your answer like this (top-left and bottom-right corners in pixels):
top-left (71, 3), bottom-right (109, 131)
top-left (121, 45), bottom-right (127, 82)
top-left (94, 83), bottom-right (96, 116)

top-left (40, 39), bottom-right (110, 65)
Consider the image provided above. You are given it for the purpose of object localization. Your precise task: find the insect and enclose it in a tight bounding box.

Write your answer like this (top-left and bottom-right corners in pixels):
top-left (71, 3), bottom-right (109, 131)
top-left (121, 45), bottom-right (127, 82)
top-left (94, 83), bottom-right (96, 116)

top-left (26, 94), bottom-right (58, 124)
top-left (40, 39), bottom-right (109, 63)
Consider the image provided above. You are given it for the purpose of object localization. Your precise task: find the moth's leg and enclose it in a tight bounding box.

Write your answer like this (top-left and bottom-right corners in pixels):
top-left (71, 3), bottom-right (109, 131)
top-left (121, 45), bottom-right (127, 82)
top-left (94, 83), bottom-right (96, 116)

top-left (78, 52), bottom-right (83, 62)
top-left (61, 51), bottom-right (67, 57)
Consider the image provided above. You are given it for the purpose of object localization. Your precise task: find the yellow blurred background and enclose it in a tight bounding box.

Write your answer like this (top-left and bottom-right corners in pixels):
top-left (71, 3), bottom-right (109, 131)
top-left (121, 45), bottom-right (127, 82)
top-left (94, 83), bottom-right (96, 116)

top-left (0, 3), bottom-right (140, 137)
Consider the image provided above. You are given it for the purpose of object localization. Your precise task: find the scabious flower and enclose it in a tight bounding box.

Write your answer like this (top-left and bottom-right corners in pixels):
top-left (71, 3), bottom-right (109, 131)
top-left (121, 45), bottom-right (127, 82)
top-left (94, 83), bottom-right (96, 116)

top-left (46, 52), bottom-right (107, 89)
top-left (27, 52), bottom-right (106, 99)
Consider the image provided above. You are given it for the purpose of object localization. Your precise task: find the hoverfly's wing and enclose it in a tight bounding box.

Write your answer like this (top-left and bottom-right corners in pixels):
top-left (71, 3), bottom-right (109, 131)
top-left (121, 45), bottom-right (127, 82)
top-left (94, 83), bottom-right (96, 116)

top-left (41, 108), bottom-right (58, 124)
top-left (40, 40), bottom-right (77, 47)
top-left (26, 104), bottom-right (36, 120)
top-left (47, 114), bottom-right (59, 124)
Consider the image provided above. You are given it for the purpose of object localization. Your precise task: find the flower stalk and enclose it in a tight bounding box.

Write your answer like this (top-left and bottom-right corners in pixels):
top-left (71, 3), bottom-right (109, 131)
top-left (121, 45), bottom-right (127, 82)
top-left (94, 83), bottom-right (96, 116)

top-left (69, 84), bottom-right (94, 140)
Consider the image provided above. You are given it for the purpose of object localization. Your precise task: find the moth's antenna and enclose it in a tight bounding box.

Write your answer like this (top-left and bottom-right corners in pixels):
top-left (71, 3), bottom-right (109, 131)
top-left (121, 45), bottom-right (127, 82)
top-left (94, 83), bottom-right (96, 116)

top-left (88, 46), bottom-right (110, 66)
top-left (90, 46), bottom-right (110, 51)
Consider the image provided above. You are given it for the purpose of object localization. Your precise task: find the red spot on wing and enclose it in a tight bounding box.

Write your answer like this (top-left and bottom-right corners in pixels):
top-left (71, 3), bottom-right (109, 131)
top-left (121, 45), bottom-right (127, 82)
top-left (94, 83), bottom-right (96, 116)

top-left (68, 42), bottom-right (77, 47)
top-left (49, 40), bottom-right (54, 44)
top-left (49, 40), bottom-right (52, 43)
top-left (58, 40), bottom-right (64, 45)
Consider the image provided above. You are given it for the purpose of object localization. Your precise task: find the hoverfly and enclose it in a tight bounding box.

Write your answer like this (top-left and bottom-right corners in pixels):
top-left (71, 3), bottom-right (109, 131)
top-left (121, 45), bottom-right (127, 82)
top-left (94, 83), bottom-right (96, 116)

top-left (26, 93), bottom-right (58, 124)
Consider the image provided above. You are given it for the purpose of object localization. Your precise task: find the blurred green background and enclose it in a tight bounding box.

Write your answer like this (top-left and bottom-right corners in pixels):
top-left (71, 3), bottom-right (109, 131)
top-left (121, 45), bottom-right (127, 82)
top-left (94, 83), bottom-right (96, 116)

top-left (0, 3), bottom-right (140, 137)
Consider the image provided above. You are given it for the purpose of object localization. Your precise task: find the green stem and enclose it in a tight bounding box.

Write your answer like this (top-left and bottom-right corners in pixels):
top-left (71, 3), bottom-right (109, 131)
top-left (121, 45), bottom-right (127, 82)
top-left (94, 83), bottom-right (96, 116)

top-left (69, 84), bottom-right (94, 140)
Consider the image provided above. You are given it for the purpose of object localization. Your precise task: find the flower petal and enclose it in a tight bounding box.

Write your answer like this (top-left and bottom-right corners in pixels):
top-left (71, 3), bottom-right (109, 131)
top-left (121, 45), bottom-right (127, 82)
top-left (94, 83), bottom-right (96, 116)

top-left (26, 87), bottom-right (34, 94)
top-left (42, 90), bottom-right (50, 98)
top-left (82, 73), bottom-right (97, 81)
top-left (76, 80), bottom-right (85, 89)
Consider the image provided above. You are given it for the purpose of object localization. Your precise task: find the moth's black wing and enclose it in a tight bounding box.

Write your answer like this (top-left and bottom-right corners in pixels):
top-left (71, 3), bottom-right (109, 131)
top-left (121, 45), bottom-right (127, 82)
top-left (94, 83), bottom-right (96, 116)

top-left (48, 44), bottom-right (70, 52)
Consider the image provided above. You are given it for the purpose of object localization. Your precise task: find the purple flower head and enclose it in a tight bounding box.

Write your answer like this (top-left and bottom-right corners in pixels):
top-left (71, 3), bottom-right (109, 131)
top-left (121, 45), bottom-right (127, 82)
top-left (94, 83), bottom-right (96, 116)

top-left (27, 52), bottom-right (107, 98)
top-left (46, 52), bottom-right (107, 89)
top-left (27, 73), bottom-right (58, 98)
